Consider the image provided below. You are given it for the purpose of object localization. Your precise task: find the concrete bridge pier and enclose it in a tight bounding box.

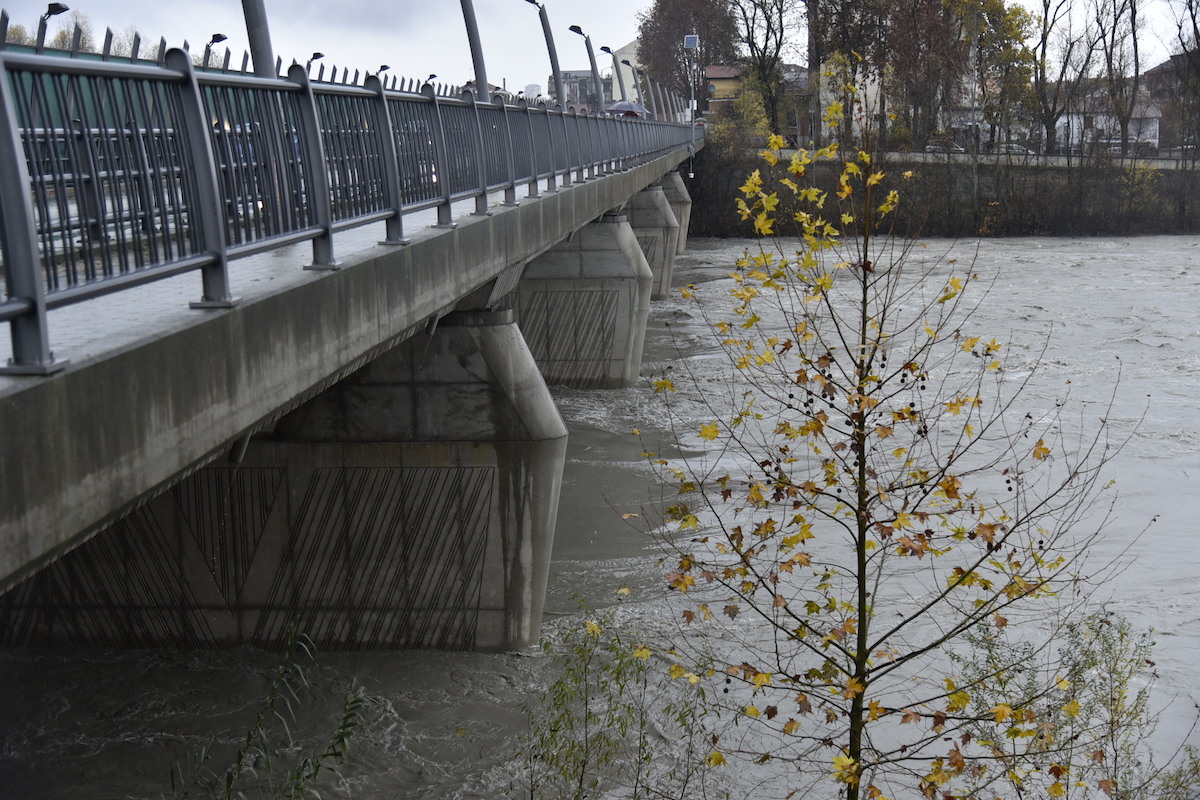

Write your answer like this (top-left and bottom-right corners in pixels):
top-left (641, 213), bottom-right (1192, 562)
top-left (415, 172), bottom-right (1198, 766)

top-left (0, 310), bottom-right (567, 652)
top-left (514, 212), bottom-right (652, 389)
top-left (659, 171), bottom-right (693, 255)
top-left (625, 185), bottom-right (680, 300)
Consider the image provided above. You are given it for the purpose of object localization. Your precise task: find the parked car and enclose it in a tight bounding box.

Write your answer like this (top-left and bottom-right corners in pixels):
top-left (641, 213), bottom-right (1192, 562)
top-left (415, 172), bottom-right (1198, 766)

top-left (995, 142), bottom-right (1033, 155)
top-left (924, 140), bottom-right (965, 153)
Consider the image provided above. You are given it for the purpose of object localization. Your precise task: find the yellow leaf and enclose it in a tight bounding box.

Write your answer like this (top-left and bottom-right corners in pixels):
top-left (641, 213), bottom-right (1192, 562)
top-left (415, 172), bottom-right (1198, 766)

top-left (706, 750), bottom-right (727, 767)
top-left (745, 704), bottom-right (761, 718)
top-left (1033, 439), bottom-right (1051, 460)
top-left (669, 663), bottom-right (687, 680)
top-left (653, 378), bottom-right (676, 393)
top-left (991, 704), bottom-right (1013, 723)
top-left (753, 671), bottom-right (773, 688)
top-left (832, 753), bottom-right (860, 785)
top-left (1049, 781), bottom-right (1065, 797)
top-left (700, 421), bottom-right (720, 440)
top-left (585, 620), bottom-right (601, 636)
top-left (616, 584), bottom-right (632, 595)
top-left (1063, 699), bottom-right (1082, 718)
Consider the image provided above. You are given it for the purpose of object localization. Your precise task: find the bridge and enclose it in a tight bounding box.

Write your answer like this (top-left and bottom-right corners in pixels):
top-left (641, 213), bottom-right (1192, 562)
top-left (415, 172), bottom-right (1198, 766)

top-left (0, 37), bottom-right (700, 651)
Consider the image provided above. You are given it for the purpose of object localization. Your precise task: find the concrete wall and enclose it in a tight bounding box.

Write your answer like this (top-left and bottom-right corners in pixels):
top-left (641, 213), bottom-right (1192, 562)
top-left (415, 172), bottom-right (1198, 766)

top-left (0, 310), bottom-right (567, 651)
top-left (515, 212), bottom-right (652, 389)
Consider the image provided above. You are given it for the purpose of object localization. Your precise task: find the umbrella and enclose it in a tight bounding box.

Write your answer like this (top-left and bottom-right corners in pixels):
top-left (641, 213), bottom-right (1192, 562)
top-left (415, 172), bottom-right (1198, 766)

top-left (604, 100), bottom-right (651, 117)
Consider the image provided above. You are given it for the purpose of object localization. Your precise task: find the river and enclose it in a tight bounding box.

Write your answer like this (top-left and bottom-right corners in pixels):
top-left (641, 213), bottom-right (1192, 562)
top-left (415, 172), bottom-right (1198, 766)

top-left (1, 235), bottom-right (1198, 799)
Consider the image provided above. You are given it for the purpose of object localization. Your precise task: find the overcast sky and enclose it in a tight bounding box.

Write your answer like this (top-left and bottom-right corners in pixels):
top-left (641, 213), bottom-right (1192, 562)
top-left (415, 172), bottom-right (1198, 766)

top-left (2, 0), bottom-right (1182, 90)
top-left (3, 0), bottom-right (655, 93)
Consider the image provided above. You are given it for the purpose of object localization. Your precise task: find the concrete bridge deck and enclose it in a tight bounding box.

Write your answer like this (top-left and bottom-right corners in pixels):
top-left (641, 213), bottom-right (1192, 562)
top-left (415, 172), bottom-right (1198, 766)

top-left (0, 149), bottom-right (695, 650)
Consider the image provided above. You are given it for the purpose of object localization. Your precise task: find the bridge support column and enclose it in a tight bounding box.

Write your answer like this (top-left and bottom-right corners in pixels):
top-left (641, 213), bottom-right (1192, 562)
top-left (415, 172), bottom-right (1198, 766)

top-left (659, 171), bottom-right (693, 254)
top-left (515, 212), bottom-right (652, 389)
top-left (0, 310), bottom-right (566, 652)
top-left (625, 184), bottom-right (680, 300)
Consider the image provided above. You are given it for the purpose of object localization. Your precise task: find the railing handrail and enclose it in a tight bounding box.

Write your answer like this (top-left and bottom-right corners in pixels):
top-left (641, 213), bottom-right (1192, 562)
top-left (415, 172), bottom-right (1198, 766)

top-left (0, 46), bottom-right (701, 375)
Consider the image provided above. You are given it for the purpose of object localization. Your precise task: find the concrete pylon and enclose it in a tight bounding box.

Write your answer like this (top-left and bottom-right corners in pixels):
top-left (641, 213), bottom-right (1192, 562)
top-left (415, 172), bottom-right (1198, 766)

top-left (658, 171), bottom-right (693, 255)
top-left (515, 212), bottom-right (652, 389)
top-left (0, 310), bottom-right (567, 652)
top-left (625, 184), bottom-right (680, 300)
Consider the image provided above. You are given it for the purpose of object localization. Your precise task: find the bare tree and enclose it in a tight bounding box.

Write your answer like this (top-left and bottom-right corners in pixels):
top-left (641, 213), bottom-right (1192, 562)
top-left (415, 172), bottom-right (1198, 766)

top-left (4, 23), bottom-right (32, 46)
top-left (48, 10), bottom-right (96, 53)
top-left (1030, 0), bottom-right (1096, 154)
top-left (1092, 0), bottom-right (1144, 152)
top-left (731, 0), bottom-right (801, 134)
top-left (638, 0), bottom-right (741, 109)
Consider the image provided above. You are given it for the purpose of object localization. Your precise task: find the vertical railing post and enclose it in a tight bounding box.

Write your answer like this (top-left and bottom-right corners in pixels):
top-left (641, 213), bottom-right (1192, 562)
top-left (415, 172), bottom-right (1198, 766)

top-left (496, 95), bottom-right (518, 206)
top-left (166, 49), bottom-right (236, 309)
top-left (464, 89), bottom-right (490, 216)
top-left (572, 110), bottom-right (585, 183)
top-left (286, 64), bottom-right (336, 268)
top-left (69, 119), bottom-right (108, 246)
top-left (125, 122), bottom-right (157, 238)
top-left (425, 83), bottom-right (456, 227)
top-left (0, 57), bottom-right (63, 374)
top-left (555, 105), bottom-right (571, 188)
top-left (365, 73), bottom-right (408, 245)
top-left (525, 102), bottom-right (542, 197)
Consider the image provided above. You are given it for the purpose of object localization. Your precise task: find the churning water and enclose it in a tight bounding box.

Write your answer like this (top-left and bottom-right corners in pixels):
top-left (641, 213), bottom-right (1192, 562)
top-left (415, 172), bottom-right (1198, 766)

top-left (2, 236), bottom-right (1198, 799)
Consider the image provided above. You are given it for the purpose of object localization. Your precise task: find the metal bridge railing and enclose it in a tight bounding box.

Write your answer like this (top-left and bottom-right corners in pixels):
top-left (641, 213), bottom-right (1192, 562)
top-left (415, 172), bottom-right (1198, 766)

top-left (0, 47), bottom-right (700, 375)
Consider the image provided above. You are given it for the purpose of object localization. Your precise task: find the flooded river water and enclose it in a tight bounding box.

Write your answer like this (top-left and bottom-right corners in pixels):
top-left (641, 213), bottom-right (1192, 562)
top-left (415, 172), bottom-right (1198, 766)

top-left (2, 235), bottom-right (1198, 799)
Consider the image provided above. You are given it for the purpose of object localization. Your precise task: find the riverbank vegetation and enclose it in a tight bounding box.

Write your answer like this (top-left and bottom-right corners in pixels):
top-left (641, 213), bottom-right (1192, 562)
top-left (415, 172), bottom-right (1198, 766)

top-left (685, 130), bottom-right (1200, 237)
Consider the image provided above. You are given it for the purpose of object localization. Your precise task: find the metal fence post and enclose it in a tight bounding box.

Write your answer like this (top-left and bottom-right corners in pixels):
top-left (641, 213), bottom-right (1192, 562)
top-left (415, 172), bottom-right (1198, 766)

top-left (464, 89), bottom-right (490, 216)
top-left (496, 94), bottom-right (518, 206)
top-left (286, 64), bottom-right (336, 268)
top-left (524, 101), bottom-right (541, 197)
top-left (0, 55), bottom-right (63, 374)
top-left (364, 73), bottom-right (408, 245)
top-left (425, 83), bottom-right (455, 228)
top-left (165, 49), bottom-right (236, 309)
top-left (69, 119), bottom-right (109, 246)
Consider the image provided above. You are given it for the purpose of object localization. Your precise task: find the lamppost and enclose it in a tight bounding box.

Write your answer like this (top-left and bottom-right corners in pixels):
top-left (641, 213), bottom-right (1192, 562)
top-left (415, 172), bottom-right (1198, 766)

top-left (305, 51), bottom-right (323, 74)
top-left (241, 0), bottom-right (276, 77)
top-left (203, 33), bottom-right (227, 69)
top-left (523, 0), bottom-right (566, 107)
top-left (621, 59), bottom-right (645, 106)
top-left (35, 2), bottom-right (69, 53)
top-left (460, 0), bottom-right (489, 100)
top-left (568, 25), bottom-right (604, 112)
top-left (600, 45), bottom-right (627, 102)
top-left (683, 34), bottom-right (699, 137)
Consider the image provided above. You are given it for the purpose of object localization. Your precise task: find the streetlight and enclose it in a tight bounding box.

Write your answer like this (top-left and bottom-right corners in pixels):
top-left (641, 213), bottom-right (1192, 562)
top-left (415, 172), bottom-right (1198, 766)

top-left (568, 25), bottom-right (604, 112)
top-left (600, 45), bottom-right (627, 102)
top-left (35, 2), bottom-right (69, 52)
top-left (683, 34), bottom-right (699, 133)
top-left (203, 33), bottom-right (227, 70)
top-left (306, 51), bottom-right (324, 73)
top-left (523, 0), bottom-right (565, 108)
top-left (460, 0), bottom-right (489, 100)
top-left (624, 58), bottom-right (643, 107)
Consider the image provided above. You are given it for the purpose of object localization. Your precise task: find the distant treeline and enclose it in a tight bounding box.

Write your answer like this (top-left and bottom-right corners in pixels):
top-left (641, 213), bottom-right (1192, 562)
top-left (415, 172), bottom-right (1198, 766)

top-left (684, 140), bottom-right (1200, 238)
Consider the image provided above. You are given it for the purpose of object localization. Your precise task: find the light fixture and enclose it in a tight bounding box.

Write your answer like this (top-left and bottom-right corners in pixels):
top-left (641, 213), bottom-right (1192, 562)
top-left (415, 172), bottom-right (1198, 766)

top-left (379, 64), bottom-right (390, 73)
top-left (207, 33), bottom-right (227, 46)
top-left (568, 24), bottom-right (584, 36)
top-left (42, 3), bottom-right (68, 21)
